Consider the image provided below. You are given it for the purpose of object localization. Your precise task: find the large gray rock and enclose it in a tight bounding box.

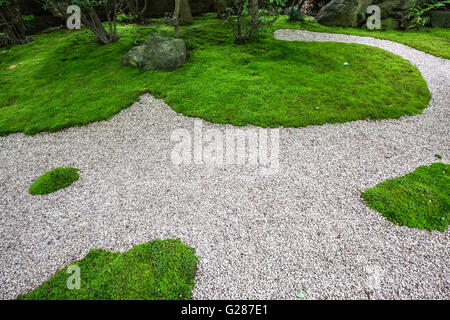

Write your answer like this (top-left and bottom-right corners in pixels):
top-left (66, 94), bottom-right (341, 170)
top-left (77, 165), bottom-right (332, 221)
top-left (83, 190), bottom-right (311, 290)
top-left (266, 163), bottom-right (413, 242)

top-left (314, 0), bottom-right (427, 29)
top-left (121, 36), bottom-right (187, 71)
top-left (314, 0), bottom-right (371, 27)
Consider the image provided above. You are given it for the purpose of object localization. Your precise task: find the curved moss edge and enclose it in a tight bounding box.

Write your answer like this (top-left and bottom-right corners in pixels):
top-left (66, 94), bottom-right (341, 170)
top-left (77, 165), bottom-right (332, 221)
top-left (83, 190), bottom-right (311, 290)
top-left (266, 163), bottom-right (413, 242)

top-left (361, 163), bottom-right (449, 232)
top-left (29, 167), bottom-right (79, 195)
top-left (17, 239), bottom-right (198, 300)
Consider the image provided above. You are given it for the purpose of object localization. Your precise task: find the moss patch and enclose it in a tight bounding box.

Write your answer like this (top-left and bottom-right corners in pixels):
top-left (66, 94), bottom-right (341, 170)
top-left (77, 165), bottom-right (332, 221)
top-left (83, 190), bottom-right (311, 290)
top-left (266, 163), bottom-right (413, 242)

top-left (362, 163), bottom-right (450, 232)
top-left (29, 167), bottom-right (79, 195)
top-left (17, 239), bottom-right (198, 300)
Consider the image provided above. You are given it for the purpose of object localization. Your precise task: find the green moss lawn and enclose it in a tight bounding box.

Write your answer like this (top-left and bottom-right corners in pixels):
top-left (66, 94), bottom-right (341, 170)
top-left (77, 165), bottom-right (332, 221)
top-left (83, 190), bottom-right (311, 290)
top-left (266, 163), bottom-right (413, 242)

top-left (17, 239), bottom-right (198, 300)
top-left (0, 14), bottom-right (431, 135)
top-left (362, 163), bottom-right (450, 232)
top-left (29, 167), bottom-right (79, 195)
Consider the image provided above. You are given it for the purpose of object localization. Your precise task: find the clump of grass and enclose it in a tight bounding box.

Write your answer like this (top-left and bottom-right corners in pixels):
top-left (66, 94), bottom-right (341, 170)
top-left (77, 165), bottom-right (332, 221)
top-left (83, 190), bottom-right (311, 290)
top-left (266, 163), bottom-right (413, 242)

top-left (362, 163), bottom-right (449, 232)
top-left (29, 167), bottom-right (79, 195)
top-left (17, 239), bottom-right (198, 300)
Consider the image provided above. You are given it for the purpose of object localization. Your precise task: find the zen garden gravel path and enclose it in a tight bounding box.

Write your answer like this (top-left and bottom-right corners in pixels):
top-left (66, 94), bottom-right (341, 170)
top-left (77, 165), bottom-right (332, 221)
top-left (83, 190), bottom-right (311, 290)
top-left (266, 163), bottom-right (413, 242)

top-left (0, 30), bottom-right (449, 300)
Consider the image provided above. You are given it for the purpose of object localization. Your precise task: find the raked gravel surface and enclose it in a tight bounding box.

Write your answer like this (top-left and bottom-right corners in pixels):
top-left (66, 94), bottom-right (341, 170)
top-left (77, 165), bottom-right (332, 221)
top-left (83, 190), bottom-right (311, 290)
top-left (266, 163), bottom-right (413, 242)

top-left (0, 30), bottom-right (449, 300)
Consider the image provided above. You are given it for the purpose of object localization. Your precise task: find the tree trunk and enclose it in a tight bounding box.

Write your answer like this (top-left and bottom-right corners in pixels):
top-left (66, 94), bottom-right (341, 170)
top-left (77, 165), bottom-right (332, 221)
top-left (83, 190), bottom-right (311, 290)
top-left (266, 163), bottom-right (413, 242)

top-left (180, 0), bottom-right (193, 23)
top-left (125, 0), bottom-right (137, 17)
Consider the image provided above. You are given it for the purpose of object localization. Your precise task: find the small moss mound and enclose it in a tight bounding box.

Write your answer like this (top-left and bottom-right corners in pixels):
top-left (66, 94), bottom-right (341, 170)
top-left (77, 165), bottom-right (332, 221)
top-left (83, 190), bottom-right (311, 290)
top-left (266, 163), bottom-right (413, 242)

top-left (17, 239), bottom-right (198, 300)
top-left (362, 163), bottom-right (450, 232)
top-left (29, 167), bottom-right (79, 195)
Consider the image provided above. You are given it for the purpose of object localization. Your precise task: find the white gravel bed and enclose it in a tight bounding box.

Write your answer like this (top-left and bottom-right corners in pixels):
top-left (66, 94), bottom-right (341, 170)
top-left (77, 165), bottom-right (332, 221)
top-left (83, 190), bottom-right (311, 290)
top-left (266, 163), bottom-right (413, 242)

top-left (0, 30), bottom-right (449, 300)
